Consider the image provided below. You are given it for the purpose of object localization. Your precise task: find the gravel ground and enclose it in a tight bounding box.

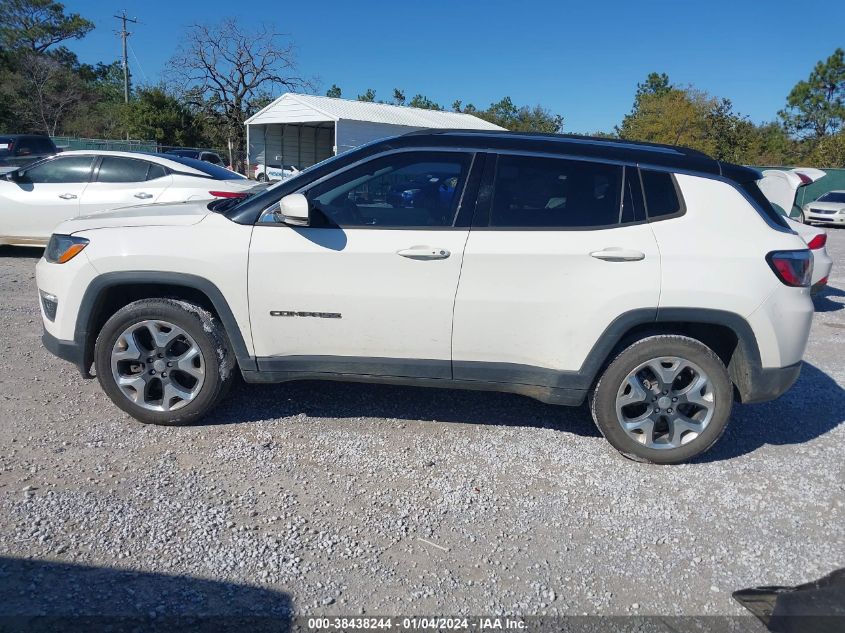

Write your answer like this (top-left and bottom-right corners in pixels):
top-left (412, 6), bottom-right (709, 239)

top-left (0, 230), bottom-right (843, 622)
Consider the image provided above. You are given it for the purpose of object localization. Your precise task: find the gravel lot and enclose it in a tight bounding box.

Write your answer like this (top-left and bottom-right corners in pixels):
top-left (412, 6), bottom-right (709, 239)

top-left (0, 229), bottom-right (843, 623)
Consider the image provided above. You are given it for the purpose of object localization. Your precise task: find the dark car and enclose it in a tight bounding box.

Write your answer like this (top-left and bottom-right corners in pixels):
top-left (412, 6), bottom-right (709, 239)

top-left (165, 149), bottom-right (227, 168)
top-left (0, 135), bottom-right (59, 170)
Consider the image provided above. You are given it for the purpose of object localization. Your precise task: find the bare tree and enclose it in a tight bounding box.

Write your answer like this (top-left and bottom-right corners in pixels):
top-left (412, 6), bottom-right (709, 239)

top-left (0, 51), bottom-right (83, 134)
top-left (168, 18), bottom-right (309, 170)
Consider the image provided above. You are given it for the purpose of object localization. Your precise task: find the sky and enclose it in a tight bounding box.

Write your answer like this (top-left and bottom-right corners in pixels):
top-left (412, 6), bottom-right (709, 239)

top-left (61, 0), bottom-right (845, 134)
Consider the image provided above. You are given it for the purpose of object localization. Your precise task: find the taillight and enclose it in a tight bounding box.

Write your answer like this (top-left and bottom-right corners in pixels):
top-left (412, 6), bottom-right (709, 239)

top-left (766, 250), bottom-right (813, 287)
top-left (806, 233), bottom-right (826, 250)
top-left (209, 190), bottom-right (247, 199)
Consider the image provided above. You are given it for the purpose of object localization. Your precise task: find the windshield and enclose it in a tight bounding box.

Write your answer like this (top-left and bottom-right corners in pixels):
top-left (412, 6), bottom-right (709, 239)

top-left (817, 192), bottom-right (845, 203)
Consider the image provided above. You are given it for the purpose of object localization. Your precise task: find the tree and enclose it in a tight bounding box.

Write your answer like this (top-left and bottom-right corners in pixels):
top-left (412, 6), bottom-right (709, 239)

top-left (0, 0), bottom-right (93, 53)
top-left (392, 88), bottom-right (405, 106)
top-left (0, 50), bottom-right (83, 134)
top-left (408, 94), bottom-right (442, 110)
top-left (120, 86), bottom-right (201, 146)
top-left (356, 88), bottom-right (375, 102)
top-left (779, 48), bottom-right (845, 139)
top-left (808, 130), bottom-right (845, 167)
top-left (325, 83), bottom-right (341, 98)
top-left (168, 18), bottom-right (308, 169)
top-left (474, 96), bottom-right (563, 133)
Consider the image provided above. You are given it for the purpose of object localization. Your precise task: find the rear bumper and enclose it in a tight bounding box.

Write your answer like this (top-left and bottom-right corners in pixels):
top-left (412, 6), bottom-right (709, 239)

top-left (742, 361), bottom-right (802, 404)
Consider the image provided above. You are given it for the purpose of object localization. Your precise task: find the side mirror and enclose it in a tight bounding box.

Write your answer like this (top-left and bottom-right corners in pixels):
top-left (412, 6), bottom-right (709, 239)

top-left (276, 193), bottom-right (310, 226)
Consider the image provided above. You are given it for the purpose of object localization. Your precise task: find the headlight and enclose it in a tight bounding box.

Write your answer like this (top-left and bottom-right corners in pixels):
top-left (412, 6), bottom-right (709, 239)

top-left (45, 234), bottom-right (89, 264)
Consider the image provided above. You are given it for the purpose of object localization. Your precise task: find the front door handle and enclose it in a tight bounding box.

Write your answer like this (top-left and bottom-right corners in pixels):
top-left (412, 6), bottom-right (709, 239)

top-left (134, 192), bottom-right (153, 199)
top-left (58, 193), bottom-right (77, 200)
top-left (590, 248), bottom-right (646, 262)
top-left (397, 246), bottom-right (451, 260)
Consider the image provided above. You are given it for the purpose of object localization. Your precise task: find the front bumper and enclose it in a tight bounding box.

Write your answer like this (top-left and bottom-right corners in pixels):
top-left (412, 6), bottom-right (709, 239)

top-left (42, 330), bottom-right (87, 374)
top-left (807, 213), bottom-right (845, 224)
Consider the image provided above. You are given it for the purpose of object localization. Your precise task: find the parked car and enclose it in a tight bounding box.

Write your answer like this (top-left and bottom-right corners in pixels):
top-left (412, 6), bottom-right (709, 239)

top-left (253, 163), bottom-right (299, 182)
top-left (0, 150), bottom-right (259, 247)
top-left (165, 148), bottom-right (228, 168)
top-left (785, 218), bottom-right (832, 293)
top-left (757, 168), bottom-right (833, 293)
top-left (0, 134), bottom-right (58, 172)
top-left (37, 131), bottom-right (814, 464)
top-left (803, 190), bottom-right (845, 225)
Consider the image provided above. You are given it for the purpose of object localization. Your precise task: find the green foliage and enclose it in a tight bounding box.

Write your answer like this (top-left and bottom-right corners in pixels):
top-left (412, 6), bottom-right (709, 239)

top-left (391, 88), bottom-right (405, 106)
top-left (470, 96), bottom-right (563, 132)
top-left (779, 48), bottom-right (845, 139)
top-left (0, 0), bottom-right (93, 53)
top-left (356, 88), bottom-right (375, 102)
top-left (119, 86), bottom-right (201, 146)
top-left (808, 130), bottom-right (845, 167)
top-left (407, 94), bottom-right (442, 110)
top-left (325, 83), bottom-right (341, 98)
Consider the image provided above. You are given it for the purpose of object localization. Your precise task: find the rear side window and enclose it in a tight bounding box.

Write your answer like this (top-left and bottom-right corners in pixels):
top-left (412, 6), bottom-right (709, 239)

top-left (640, 169), bottom-right (683, 219)
top-left (489, 155), bottom-right (623, 228)
top-left (147, 163), bottom-right (167, 180)
top-left (29, 137), bottom-right (56, 154)
top-left (97, 157), bottom-right (154, 183)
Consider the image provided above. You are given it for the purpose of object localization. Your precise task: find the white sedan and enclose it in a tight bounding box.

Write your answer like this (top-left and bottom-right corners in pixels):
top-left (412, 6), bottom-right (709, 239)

top-left (253, 163), bottom-right (299, 182)
top-left (0, 150), bottom-right (259, 247)
top-left (804, 190), bottom-right (845, 225)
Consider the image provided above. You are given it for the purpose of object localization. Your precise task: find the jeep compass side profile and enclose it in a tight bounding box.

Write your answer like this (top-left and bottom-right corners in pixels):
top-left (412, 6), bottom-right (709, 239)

top-left (37, 131), bottom-right (814, 464)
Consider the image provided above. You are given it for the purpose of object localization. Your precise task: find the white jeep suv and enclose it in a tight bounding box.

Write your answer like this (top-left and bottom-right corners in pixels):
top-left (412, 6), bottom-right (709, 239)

top-left (36, 131), bottom-right (814, 464)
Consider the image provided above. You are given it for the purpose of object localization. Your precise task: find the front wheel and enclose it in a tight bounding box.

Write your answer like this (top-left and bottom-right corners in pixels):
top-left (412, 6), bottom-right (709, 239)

top-left (94, 299), bottom-right (235, 425)
top-left (256, 172), bottom-right (267, 182)
top-left (590, 335), bottom-right (733, 464)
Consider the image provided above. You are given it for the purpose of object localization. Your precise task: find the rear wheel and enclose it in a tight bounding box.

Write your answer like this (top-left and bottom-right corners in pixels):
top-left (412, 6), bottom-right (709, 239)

top-left (590, 335), bottom-right (733, 464)
top-left (94, 299), bottom-right (234, 425)
top-left (256, 172), bottom-right (267, 182)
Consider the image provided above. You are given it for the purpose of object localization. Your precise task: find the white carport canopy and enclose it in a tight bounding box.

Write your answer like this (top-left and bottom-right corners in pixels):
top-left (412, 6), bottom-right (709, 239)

top-left (245, 92), bottom-right (505, 172)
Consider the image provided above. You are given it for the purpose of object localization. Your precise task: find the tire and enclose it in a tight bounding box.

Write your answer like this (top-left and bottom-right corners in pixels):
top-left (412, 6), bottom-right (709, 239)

top-left (94, 298), bottom-right (235, 425)
top-left (589, 335), bottom-right (733, 464)
top-left (256, 173), bottom-right (267, 182)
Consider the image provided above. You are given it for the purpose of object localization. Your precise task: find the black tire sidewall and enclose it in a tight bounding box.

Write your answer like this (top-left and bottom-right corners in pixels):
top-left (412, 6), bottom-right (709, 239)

top-left (591, 336), bottom-right (733, 464)
top-left (94, 299), bottom-right (231, 426)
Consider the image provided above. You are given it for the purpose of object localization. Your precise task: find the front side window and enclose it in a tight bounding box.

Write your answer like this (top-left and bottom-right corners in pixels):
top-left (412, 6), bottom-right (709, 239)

top-left (307, 151), bottom-right (472, 228)
top-left (19, 157), bottom-right (94, 184)
top-left (97, 157), bottom-right (155, 183)
top-left (489, 155), bottom-right (623, 228)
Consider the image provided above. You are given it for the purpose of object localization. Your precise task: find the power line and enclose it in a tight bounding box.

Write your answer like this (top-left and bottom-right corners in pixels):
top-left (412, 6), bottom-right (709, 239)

top-left (114, 10), bottom-right (139, 103)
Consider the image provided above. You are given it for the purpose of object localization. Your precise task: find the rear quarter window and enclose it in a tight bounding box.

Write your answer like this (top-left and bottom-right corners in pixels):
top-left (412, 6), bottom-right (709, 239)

top-left (640, 169), bottom-right (684, 220)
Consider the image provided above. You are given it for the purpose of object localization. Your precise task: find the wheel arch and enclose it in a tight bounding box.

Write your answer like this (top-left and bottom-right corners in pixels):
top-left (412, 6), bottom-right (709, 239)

top-left (582, 308), bottom-right (763, 403)
top-left (75, 272), bottom-right (254, 377)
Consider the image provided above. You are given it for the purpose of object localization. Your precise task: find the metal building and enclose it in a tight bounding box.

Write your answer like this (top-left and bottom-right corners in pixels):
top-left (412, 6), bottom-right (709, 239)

top-left (245, 93), bottom-right (504, 178)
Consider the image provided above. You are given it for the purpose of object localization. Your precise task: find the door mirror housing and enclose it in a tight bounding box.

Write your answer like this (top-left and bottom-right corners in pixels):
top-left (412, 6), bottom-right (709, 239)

top-left (276, 193), bottom-right (310, 226)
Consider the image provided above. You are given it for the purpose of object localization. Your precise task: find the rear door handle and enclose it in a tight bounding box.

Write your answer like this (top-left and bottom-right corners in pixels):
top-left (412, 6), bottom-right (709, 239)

top-left (58, 193), bottom-right (77, 200)
top-left (397, 247), bottom-right (451, 260)
top-left (134, 192), bottom-right (153, 199)
top-left (590, 248), bottom-right (645, 262)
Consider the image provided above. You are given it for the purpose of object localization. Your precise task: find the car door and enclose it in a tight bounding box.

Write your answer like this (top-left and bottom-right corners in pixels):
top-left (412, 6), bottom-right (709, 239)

top-left (80, 156), bottom-right (172, 214)
top-left (452, 154), bottom-right (661, 389)
top-left (1, 156), bottom-right (94, 240)
top-left (248, 150), bottom-right (481, 378)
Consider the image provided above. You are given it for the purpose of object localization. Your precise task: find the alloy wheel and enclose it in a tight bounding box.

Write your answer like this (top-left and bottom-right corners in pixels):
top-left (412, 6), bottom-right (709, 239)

top-left (110, 320), bottom-right (205, 412)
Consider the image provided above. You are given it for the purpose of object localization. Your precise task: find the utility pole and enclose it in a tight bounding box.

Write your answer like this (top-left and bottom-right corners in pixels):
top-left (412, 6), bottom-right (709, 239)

top-left (114, 11), bottom-right (138, 103)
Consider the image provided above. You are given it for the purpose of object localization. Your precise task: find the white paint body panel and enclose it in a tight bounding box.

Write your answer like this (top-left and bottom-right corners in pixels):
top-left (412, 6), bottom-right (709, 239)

top-left (788, 218), bottom-right (833, 287)
top-left (452, 225), bottom-right (660, 371)
top-left (248, 226), bottom-right (469, 363)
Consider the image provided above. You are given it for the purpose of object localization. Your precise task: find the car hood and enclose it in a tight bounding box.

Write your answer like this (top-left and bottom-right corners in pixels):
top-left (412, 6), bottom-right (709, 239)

top-left (58, 201), bottom-right (212, 235)
top-left (806, 201), bottom-right (845, 211)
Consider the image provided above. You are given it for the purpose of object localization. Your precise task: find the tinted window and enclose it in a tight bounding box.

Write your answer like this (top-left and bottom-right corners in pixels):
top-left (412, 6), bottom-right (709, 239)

top-left (308, 151), bottom-right (472, 228)
top-left (20, 157), bottom-right (94, 183)
top-left (818, 192), bottom-right (845, 203)
top-left (163, 154), bottom-right (245, 180)
top-left (490, 155), bottom-right (623, 228)
top-left (640, 170), bottom-right (683, 219)
top-left (202, 153), bottom-right (223, 165)
top-left (147, 163), bottom-right (167, 180)
top-left (97, 157), bottom-right (152, 183)
top-left (14, 138), bottom-right (35, 156)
